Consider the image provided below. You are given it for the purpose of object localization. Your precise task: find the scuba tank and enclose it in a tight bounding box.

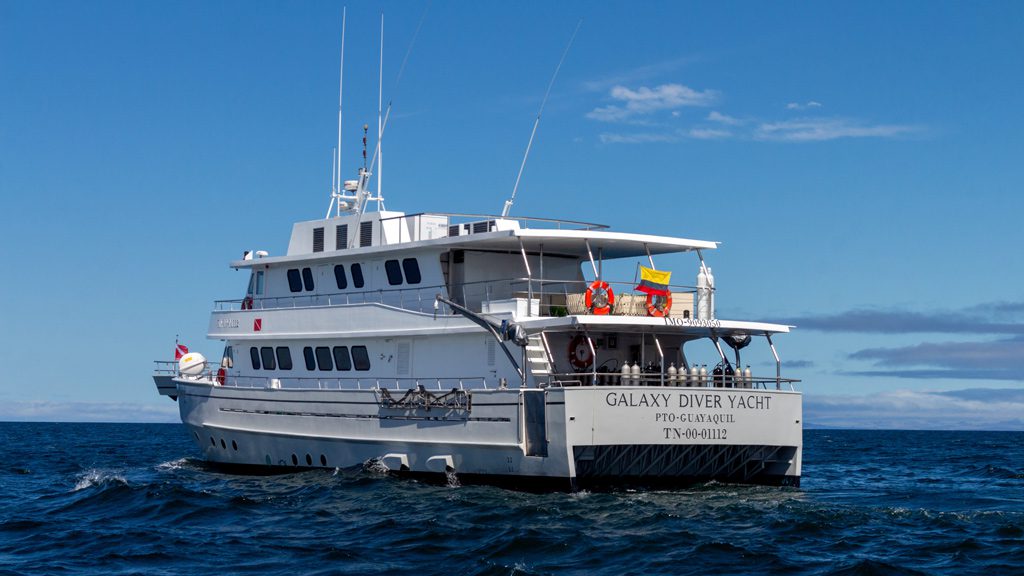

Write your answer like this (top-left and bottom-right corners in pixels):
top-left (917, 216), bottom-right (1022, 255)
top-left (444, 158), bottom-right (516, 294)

top-left (667, 363), bottom-right (678, 387)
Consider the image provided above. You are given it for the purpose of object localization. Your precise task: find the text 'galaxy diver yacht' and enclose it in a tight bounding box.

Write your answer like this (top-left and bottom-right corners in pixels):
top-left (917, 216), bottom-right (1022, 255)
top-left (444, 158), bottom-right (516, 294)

top-left (152, 23), bottom-right (803, 491)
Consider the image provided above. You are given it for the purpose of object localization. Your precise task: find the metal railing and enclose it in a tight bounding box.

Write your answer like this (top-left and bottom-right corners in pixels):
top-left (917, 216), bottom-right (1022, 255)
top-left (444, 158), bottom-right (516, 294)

top-left (545, 372), bottom-right (800, 391)
top-left (215, 276), bottom-right (702, 319)
top-left (168, 370), bottom-right (492, 392)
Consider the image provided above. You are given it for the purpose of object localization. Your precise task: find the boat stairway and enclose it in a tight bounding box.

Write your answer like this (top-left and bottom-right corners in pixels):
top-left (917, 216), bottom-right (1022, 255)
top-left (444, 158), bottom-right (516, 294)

top-left (526, 334), bottom-right (554, 386)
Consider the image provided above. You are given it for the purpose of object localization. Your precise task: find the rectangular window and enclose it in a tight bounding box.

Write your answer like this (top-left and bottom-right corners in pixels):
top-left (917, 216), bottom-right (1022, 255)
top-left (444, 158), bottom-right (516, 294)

top-left (360, 221), bottom-right (373, 247)
top-left (335, 224), bottom-right (348, 250)
top-left (385, 259), bottom-right (403, 286)
top-left (315, 346), bottom-right (334, 371)
top-left (333, 346), bottom-right (351, 371)
top-left (334, 265), bottom-right (347, 290)
top-left (402, 258), bottom-right (421, 284)
top-left (287, 269), bottom-right (302, 293)
top-left (313, 227), bottom-right (324, 252)
top-left (301, 267), bottom-right (314, 291)
top-left (260, 347), bottom-right (276, 371)
top-left (351, 345), bottom-right (370, 371)
top-left (255, 270), bottom-right (265, 295)
top-left (276, 347), bottom-right (293, 370)
top-left (303, 347), bottom-right (316, 371)
top-left (250, 347), bottom-right (261, 370)
top-left (351, 263), bottom-right (364, 288)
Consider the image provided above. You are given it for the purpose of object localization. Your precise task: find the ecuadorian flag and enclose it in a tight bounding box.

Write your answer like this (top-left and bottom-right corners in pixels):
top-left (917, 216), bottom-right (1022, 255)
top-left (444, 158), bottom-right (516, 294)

top-left (636, 265), bottom-right (671, 296)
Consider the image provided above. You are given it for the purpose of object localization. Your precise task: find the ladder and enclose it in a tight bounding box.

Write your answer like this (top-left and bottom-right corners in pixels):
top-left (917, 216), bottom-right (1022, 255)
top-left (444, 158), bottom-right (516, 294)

top-left (525, 333), bottom-right (554, 386)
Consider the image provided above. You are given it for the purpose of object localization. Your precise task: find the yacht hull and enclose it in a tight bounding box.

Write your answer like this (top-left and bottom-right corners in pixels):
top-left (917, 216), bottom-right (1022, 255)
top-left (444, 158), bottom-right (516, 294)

top-left (175, 379), bottom-right (802, 489)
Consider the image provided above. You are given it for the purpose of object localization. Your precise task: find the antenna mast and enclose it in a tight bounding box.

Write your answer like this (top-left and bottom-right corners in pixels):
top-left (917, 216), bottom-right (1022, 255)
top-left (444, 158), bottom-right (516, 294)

top-left (500, 19), bottom-right (582, 218)
top-left (377, 13), bottom-right (385, 210)
top-left (326, 7), bottom-right (347, 218)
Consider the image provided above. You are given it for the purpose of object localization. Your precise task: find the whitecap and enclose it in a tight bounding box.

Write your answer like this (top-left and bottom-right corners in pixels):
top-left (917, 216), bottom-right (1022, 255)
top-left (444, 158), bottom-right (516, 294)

top-left (72, 469), bottom-right (128, 492)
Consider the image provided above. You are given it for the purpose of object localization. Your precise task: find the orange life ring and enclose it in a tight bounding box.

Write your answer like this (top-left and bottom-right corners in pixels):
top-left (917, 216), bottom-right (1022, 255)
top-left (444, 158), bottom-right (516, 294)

top-left (216, 368), bottom-right (226, 386)
top-left (241, 297), bottom-right (253, 310)
top-left (584, 280), bottom-right (614, 315)
top-left (568, 334), bottom-right (594, 370)
top-left (646, 293), bottom-right (673, 317)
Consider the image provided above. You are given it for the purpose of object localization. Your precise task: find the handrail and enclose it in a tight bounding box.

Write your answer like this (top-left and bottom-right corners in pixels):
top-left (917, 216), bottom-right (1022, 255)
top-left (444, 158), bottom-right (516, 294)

top-left (377, 211), bottom-right (608, 231)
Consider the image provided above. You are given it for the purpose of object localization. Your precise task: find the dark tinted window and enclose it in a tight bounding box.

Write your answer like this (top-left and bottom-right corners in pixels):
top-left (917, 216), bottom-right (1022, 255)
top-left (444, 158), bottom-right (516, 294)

top-left (333, 346), bottom-right (352, 371)
top-left (385, 260), bottom-right (403, 285)
top-left (287, 269), bottom-right (302, 293)
top-left (351, 263), bottom-right (364, 288)
top-left (301, 267), bottom-right (314, 291)
top-left (352, 346), bottom-right (370, 371)
top-left (260, 347), bottom-right (276, 370)
top-left (303, 347), bottom-right (315, 370)
top-left (314, 347), bottom-right (333, 371)
top-left (334, 265), bottom-right (347, 290)
top-left (250, 347), bottom-right (261, 370)
top-left (402, 258), bottom-right (421, 284)
top-left (276, 347), bottom-right (293, 370)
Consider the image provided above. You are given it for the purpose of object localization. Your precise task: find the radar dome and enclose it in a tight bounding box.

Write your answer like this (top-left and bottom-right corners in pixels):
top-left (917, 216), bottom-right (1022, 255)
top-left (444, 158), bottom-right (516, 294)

top-left (178, 352), bottom-right (207, 376)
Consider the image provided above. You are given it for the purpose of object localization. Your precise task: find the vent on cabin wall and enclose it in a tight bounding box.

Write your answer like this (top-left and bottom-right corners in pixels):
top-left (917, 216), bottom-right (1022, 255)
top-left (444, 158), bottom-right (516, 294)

top-left (335, 224), bottom-right (348, 250)
top-left (312, 227), bottom-right (325, 252)
top-left (360, 222), bottom-right (373, 247)
top-left (448, 225), bottom-right (459, 237)
top-left (397, 342), bottom-right (411, 376)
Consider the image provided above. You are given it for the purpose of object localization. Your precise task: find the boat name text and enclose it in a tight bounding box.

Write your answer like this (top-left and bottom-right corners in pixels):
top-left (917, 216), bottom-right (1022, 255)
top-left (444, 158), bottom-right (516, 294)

top-left (604, 392), bottom-right (771, 410)
top-left (664, 317), bottom-right (721, 328)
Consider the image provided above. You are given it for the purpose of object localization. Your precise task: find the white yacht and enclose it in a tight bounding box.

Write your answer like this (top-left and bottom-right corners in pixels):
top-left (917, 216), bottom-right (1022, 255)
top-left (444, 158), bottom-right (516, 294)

top-left (152, 31), bottom-right (802, 491)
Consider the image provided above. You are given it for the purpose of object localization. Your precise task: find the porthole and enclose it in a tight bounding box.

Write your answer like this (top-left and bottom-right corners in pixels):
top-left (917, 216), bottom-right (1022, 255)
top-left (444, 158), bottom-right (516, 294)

top-left (210, 436), bottom-right (216, 446)
top-left (291, 454), bottom-right (298, 466)
top-left (232, 440), bottom-right (238, 451)
top-left (320, 454), bottom-right (327, 466)
top-left (220, 438), bottom-right (226, 449)
top-left (305, 454), bottom-right (313, 466)
top-left (194, 432), bottom-right (200, 440)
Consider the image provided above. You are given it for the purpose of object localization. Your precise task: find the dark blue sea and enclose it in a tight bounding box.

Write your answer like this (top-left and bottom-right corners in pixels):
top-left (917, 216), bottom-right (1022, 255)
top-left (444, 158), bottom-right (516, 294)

top-left (1, 424), bottom-right (1022, 575)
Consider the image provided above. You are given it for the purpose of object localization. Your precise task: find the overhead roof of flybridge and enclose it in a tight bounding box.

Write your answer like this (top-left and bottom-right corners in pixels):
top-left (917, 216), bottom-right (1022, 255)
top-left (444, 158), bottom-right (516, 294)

top-left (232, 222), bottom-right (718, 268)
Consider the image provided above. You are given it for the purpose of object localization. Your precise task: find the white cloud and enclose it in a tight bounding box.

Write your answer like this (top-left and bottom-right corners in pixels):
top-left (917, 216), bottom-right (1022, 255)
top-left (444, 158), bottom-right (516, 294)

top-left (707, 111), bottom-right (742, 126)
top-left (786, 100), bottom-right (823, 110)
top-left (587, 83), bottom-right (718, 122)
top-left (0, 400), bottom-right (180, 423)
top-left (598, 132), bottom-right (680, 144)
top-left (688, 128), bottom-right (732, 140)
top-left (806, 388), bottom-right (1024, 430)
top-left (754, 117), bottom-right (916, 142)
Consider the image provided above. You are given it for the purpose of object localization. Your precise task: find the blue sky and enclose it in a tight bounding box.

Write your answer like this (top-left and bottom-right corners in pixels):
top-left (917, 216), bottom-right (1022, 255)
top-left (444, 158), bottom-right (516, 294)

top-left (1, 1), bottom-right (1022, 427)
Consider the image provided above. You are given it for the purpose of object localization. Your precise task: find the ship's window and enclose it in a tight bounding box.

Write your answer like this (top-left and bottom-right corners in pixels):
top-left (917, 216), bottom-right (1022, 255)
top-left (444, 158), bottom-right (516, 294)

top-left (315, 346), bottom-right (333, 371)
top-left (305, 454), bottom-right (313, 465)
top-left (351, 263), bottom-right (364, 288)
top-left (247, 273), bottom-right (256, 296)
top-left (303, 347), bottom-right (316, 370)
top-left (385, 259), bottom-right (403, 285)
top-left (320, 454), bottom-right (327, 466)
top-left (360, 221), bottom-right (373, 247)
top-left (313, 227), bottom-right (325, 253)
top-left (335, 224), bottom-right (348, 250)
top-left (260, 347), bottom-right (276, 370)
top-left (255, 271), bottom-right (265, 295)
top-left (222, 346), bottom-right (233, 369)
top-left (250, 347), bottom-right (261, 370)
top-left (291, 454), bottom-right (298, 466)
top-left (276, 347), bottom-right (293, 370)
top-left (232, 440), bottom-right (238, 451)
top-left (301, 267), bottom-right (314, 291)
top-left (333, 346), bottom-right (351, 371)
top-left (287, 269), bottom-right (302, 293)
top-left (351, 346), bottom-right (370, 371)
top-left (334, 265), bottom-right (347, 290)
top-left (402, 258), bottom-right (421, 285)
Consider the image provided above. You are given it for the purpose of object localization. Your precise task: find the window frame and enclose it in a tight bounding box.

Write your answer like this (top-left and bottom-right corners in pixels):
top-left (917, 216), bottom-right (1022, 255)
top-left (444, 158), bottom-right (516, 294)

top-left (384, 259), bottom-right (404, 286)
top-left (314, 346), bottom-right (334, 371)
top-left (276, 347), bottom-right (293, 370)
top-left (250, 347), bottom-right (261, 370)
top-left (402, 258), bottom-right (421, 285)
top-left (351, 345), bottom-right (371, 371)
top-left (351, 263), bottom-right (364, 288)
top-left (301, 267), bottom-right (314, 291)
top-left (333, 346), bottom-right (352, 371)
top-left (303, 346), bottom-right (316, 371)
top-left (260, 346), bottom-right (276, 370)
top-left (334, 264), bottom-right (348, 290)
top-left (287, 269), bottom-right (302, 293)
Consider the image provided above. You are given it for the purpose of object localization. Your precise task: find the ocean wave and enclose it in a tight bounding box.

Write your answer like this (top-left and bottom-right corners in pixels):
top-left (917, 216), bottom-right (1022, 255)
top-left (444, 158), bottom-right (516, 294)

top-left (72, 469), bottom-right (128, 492)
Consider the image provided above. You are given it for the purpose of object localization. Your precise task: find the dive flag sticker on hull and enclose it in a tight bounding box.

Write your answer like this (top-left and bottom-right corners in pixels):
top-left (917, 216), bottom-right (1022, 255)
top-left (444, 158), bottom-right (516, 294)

top-left (253, 318), bottom-right (262, 331)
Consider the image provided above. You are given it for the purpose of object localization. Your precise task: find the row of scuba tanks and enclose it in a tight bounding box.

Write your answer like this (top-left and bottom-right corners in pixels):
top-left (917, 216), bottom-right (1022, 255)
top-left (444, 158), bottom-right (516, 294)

top-left (596, 361), bottom-right (754, 387)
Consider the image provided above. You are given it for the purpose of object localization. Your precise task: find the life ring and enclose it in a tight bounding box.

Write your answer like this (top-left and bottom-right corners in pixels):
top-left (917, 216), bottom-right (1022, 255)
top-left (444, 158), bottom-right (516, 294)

top-left (584, 280), bottom-right (614, 315)
top-left (646, 293), bottom-right (673, 317)
top-left (568, 334), bottom-right (594, 370)
top-left (241, 297), bottom-right (253, 310)
top-left (216, 368), bottom-right (226, 386)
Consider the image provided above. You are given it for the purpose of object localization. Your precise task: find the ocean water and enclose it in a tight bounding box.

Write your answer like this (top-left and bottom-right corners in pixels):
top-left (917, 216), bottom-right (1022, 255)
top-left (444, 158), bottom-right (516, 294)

top-left (1, 424), bottom-right (1022, 575)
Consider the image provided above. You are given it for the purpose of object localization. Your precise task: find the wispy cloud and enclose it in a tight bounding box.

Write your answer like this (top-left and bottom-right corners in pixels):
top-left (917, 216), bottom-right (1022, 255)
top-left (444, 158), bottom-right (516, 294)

top-left (587, 83), bottom-right (718, 122)
top-left (806, 388), bottom-right (1024, 430)
top-left (779, 301), bottom-right (1024, 335)
top-left (0, 401), bottom-right (180, 423)
top-left (581, 57), bottom-right (700, 93)
top-left (598, 132), bottom-right (680, 144)
top-left (707, 111), bottom-right (743, 126)
top-left (753, 117), bottom-right (917, 142)
top-left (846, 337), bottom-right (1024, 381)
top-left (786, 100), bottom-right (823, 110)
top-left (688, 128), bottom-right (732, 140)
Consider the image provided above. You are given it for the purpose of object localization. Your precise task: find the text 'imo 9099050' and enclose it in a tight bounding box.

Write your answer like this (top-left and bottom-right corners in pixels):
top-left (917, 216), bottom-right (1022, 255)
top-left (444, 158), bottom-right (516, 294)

top-left (151, 16), bottom-right (802, 490)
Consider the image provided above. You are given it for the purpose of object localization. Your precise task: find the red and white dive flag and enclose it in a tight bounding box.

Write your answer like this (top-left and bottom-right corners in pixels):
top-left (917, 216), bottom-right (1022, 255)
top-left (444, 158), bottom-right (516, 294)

top-left (174, 342), bottom-right (190, 360)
